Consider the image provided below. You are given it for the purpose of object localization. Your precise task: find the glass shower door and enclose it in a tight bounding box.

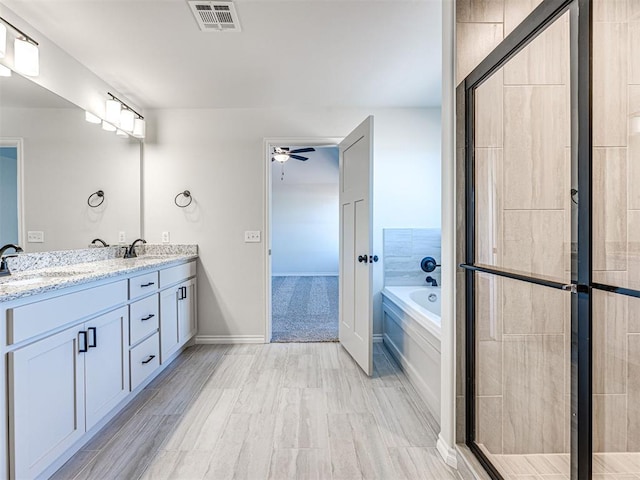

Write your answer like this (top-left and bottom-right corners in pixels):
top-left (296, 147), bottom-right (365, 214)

top-left (465, 7), bottom-right (574, 479)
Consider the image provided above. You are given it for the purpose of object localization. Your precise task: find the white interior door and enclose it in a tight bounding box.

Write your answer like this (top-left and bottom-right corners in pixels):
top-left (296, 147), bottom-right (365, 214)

top-left (339, 116), bottom-right (374, 376)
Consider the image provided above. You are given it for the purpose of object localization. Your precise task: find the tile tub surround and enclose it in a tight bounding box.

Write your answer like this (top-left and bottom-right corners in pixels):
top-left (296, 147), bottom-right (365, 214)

top-left (383, 228), bottom-right (441, 287)
top-left (0, 247), bottom-right (198, 302)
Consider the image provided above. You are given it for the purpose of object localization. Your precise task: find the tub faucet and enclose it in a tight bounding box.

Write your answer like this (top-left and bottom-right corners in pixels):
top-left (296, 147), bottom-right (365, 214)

top-left (425, 276), bottom-right (438, 287)
top-left (0, 244), bottom-right (23, 277)
top-left (124, 238), bottom-right (146, 259)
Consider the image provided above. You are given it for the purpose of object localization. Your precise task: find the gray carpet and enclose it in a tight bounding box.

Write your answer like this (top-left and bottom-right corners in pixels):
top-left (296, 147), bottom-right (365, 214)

top-left (271, 276), bottom-right (339, 343)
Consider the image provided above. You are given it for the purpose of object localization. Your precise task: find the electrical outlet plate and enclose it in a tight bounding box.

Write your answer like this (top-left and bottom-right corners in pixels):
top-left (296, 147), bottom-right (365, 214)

top-left (161, 231), bottom-right (170, 243)
top-left (118, 231), bottom-right (126, 243)
top-left (27, 231), bottom-right (44, 243)
top-left (244, 231), bottom-right (261, 243)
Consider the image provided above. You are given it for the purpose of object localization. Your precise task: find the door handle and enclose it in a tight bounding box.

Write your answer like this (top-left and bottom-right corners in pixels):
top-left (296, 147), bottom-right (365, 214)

top-left (87, 327), bottom-right (97, 348)
top-left (369, 255), bottom-right (379, 263)
top-left (78, 331), bottom-right (88, 353)
top-left (140, 282), bottom-right (155, 288)
top-left (357, 255), bottom-right (368, 263)
top-left (141, 314), bottom-right (155, 321)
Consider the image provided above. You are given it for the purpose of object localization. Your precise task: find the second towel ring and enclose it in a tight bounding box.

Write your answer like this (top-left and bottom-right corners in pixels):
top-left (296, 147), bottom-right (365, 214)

top-left (175, 190), bottom-right (192, 208)
top-left (87, 190), bottom-right (105, 208)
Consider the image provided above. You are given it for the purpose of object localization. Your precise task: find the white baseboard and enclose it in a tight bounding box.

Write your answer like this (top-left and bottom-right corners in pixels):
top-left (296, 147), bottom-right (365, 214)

top-left (196, 335), bottom-right (265, 344)
top-left (272, 273), bottom-right (338, 277)
top-left (437, 435), bottom-right (458, 469)
top-left (373, 334), bottom-right (383, 343)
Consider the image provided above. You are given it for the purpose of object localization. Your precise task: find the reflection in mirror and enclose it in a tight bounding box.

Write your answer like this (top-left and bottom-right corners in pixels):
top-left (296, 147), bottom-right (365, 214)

top-left (0, 73), bottom-right (141, 252)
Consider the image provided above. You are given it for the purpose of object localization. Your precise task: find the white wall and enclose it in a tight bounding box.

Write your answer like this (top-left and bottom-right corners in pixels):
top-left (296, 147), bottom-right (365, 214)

top-left (0, 108), bottom-right (140, 251)
top-left (144, 107), bottom-right (441, 339)
top-left (271, 147), bottom-right (339, 276)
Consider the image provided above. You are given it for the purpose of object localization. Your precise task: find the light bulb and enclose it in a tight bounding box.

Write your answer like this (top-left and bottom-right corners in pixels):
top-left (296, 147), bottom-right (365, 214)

top-left (120, 109), bottom-right (134, 132)
top-left (0, 64), bottom-right (11, 77)
top-left (116, 129), bottom-right (128, 137)
top-left (273, 153), bottom-right (289, 162)
top-left (105, 99), bottom-right (121, 125)
top-left (102, 121), bottom-right (116, 132)
top-left (132, 118), bottom-right (146, 138)
top-left (0, 24), bottom-right (6, 58)
top-left (14, 39), bottom-right (39, 77)
top-left (85, 111), bottom-right (101, 124)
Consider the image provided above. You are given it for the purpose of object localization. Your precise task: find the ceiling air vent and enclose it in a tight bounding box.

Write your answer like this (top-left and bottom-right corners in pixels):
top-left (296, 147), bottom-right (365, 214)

top-left (188, 1), bottom-right (241, 32)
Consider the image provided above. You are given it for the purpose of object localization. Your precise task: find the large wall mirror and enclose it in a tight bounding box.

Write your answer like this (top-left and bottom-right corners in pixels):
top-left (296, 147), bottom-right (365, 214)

top-left (0, 73), bottom-right (141, 252)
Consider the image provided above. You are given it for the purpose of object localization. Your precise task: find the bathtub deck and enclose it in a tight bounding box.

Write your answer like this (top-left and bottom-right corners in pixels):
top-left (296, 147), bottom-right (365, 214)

top-left (50, 342), bottom-right (460, 480)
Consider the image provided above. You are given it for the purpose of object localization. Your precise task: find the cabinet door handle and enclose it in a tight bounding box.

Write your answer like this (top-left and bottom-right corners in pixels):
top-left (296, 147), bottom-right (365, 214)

top-left (141, 314), bottom-right (155, 321)
top-left (78, 331), bottom-right (88, 353)
top-left (142, 355), bottom-right (156, 364)
top-left (178, 286), bottom-right (187, 300)
top-left (182, 286), bottom-right (187, 299)
top-left (141, 282), bottom-right (155, 288)
top-left (88, 327), bottom-right (97, 348)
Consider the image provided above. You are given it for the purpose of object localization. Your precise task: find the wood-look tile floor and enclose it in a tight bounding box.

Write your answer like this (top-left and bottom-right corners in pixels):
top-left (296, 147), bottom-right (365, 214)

top-left (50, 343), bottom-right (460, 480)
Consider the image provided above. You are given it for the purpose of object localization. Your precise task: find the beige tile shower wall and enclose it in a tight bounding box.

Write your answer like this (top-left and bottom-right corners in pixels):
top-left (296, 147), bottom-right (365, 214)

top-left (591, 0), bottom-right (640, 455)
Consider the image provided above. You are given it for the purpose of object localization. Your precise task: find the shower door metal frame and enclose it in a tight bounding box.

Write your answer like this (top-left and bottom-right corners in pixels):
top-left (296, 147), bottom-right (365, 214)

top-left (459, 0), bottom-right (593, 478)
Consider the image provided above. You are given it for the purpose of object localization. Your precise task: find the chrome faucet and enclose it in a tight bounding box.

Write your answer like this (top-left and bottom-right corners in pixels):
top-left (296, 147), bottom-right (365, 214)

top-left (91, 238), bottom-right (109, 247)
top-left (425, 276), bottom-right (438, 287)
top-left (124, 238), bottom-right (146, 258)
top-left (0, 244), bottom-right (23, 277)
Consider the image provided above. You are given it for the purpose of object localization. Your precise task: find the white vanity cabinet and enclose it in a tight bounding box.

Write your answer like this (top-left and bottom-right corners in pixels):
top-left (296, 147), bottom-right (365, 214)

top-left (2, 257), bottom-right (197, 480)
top-left (9, 306), bottom-right (128, 480)
top-left (159, 262), bottom-right (197, 363)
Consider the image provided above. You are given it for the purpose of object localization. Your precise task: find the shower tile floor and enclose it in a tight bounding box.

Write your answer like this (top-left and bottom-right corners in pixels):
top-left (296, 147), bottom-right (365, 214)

top-left (485, 451), bottom-right (640, 479)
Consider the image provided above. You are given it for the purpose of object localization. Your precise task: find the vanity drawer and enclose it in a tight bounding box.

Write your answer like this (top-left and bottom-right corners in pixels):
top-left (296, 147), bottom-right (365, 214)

top-left (129, 271), bottom-right (159, 299)
top-left (7, 280), bottom-right (128, 345)
top-left (160, 261), bottom-right (196, 288)
top-left (129, 294), bottom-right (159, 346)
top-left (130, 332), bottom-right (159, 391)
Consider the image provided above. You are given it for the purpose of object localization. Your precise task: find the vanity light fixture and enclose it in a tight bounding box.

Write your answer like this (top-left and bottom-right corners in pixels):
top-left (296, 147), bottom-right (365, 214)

top-left (105, 99), bottom-right (121, 125)
top-left (0, 64), bottom-right (11, 77)
top-left (119, 108), bottom-right (134, 132)
top-left (132, 118), bottom-right (146, 138)
top-left (0, 16), bottom-right (39, 76)
top-left (85, 111), bottom-right (101, 124)
top-left (102, 121), bottom-right (116, 132)
top-left (107, 92), bottom-right (145, 139)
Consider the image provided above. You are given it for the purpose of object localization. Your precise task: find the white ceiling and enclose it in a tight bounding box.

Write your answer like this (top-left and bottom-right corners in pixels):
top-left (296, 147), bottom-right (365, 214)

top-left (2, 0), bottom-right (442, 110)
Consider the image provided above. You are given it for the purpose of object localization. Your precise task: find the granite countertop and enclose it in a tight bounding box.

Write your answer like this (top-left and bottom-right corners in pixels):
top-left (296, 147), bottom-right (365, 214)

top-left (0, 254), bottom-right (198, 303)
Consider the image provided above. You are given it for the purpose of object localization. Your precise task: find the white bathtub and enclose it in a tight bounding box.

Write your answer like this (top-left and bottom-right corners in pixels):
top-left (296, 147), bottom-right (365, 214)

top-left (381, 286), bottom-right (441, 424)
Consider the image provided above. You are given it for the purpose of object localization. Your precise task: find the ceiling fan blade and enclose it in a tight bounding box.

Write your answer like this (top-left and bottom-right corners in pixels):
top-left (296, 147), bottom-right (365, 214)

top-left (290, 155), bottom-right (308, 161)
top-left (289, 147), bottom-right (315, 154)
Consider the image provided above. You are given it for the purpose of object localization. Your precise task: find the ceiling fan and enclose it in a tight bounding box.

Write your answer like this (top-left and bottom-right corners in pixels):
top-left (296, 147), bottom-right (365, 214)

top-left (271, 147), bottom-right (315, 163)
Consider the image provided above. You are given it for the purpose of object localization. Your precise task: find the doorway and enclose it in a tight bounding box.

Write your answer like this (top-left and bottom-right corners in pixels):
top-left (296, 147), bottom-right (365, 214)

top-left (265, 139), bottom-right (341, 343)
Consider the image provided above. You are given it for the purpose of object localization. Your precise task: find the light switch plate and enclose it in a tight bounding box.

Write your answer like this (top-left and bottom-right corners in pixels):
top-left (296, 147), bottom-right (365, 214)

top-left (244, 231), bottom-right (261, 243)
top-left (118, 231), bottom-right (126, 243)
top-left (27, 231), bottom-right (44, 243)
top-left (161, 231), bottom-right (170, 243)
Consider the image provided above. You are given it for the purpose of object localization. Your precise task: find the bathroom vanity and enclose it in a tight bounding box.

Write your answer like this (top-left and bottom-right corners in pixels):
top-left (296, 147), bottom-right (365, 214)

top-left (0, 251), bottom-right (197, 479)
